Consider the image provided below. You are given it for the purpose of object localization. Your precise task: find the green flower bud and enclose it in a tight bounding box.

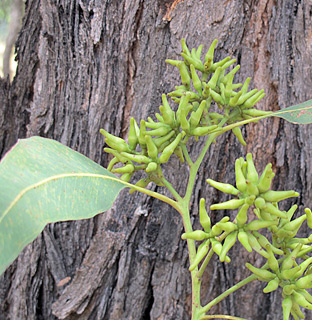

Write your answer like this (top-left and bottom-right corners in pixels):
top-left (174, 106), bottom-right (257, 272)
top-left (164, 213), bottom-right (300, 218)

top-left (292, 290), bottom-right (312, 310)
top-left (282, 295), bottom-right (292, 320)
top-left (199, 198), bottom-right (211, 232)
top-left (264, 203), bottom-right (288, 219)
top-left (138, 120), bottom-right (147, 147)
top-left (145, 162), bottom-right (158, 173)
top-left (299, 289), bottom-right (312, 304)
top-left (189, 240), bottom-right (210, 271)
top-left (305, 208), bottom-right (312, 229)
top-left (145, 120), bottom-right (168, 130)
top-left (293, 257), bottom-right (312, 280)
top-left (107, 156), bottom-right (120, 171)
top-left (206, 179), bottom-right (239, 195)
top-left (181, 52), bottom-right (204, 72)
top-left (100, 129), bottom-right (131, 153)
top-left (246, 219), bottom-right (278, 231)
top-left (129, 178), bottom-right (150, 194)
top-left (176, 94), bottom-right (190, 126)
top-left (295, 272), bottom-right (312, 289)
top-left (210, 89), bottom-right (224, 105)
top-left (153, 130), bottom-right (175, 148)
top-left (207, 67), bottom-right (222, 91)
top-left (246, 180), bottom-right (259, 196)
top-left (282, 215), bottom-right (307, 233)
top-left (204, 39), bottom-right (218, 70)
top-left (246, 153), bottom-right (258, 184)
top-left (145, 135), bottom-right (158, 159)
top-left (263, 277), bottom-right (279, 293)
top-left (181, 38), bottom-right (191, 56)
top-left (210, 198), bottom-right (245, 210)
top-left (283, 284), bottom-right (296, 296)
top-left (264, 244), bottom-right (280, 273)
top-left (280, 266), bottom-right (302, 280)
top-left (257, 163), bottom-right (275, 193)
top-left (159, 132), bottom-right (184, 163)
top-left (190, 64), bottom-right (202, 95)
top-left (112, 163), bottom-right (135, 174)
top-left (254, 197), bottom-right (266, 210)
top-left (217, 222), bottom-right (238, 233)
top-left (158, 140), bottom-right (171, 153)
top-left (291, 300), bottom-right (305, 319)
top-left (211, 56), bottom-right (231, 72)
top-left (253, 231), bottom-right (284, 255)
top-left (194, 44), bottom-right (203, 60)
top-left (229, 91), bottom-right (243, 107)
top-left (247, 232), bottom-right (269, 258)
top-left (238, 230), bottom-right (252, 252)
top-left (120, 152), bottom-right (151, 164)
top-left (220, 58), bottom-right (236, 72)
top-left (237, 88), bottom-right (258, 105)
top-left (243, 109), bottom-right (272, 117)
top-left (211, 224), bottom-right (223, 237)
top-left (232, 127), bottom-right (246, 146)
top-left (281, 244), bottom-right (303, 271)
top-left (129, 117), bottom-right (139, 150)
top-left (245, 262), bottom-right (276, 281)
top-left (160, 94), bottom-right (175, 126)
top-left (145, 126), bottom-right (172, 136)
top-left (235, 158), bottom-right (247, 192)
top-left (245, 195), bottom-right (256, 206)
top-left (236, 204), bottom-right (249, 226)
top-left (210, 237), bottom-right (222, 255)
top-left (191, 125), bottom-right (219, 136)
top-left (181, 230), bottom-right (209, 241)
top-left (173, 61), bottom-right (191, 87)
top-left (190, 99), bottom-right (207, 128)
top-left (155, 112), bottom-right (165, 123)
top-left (261, 190), bottom-right (299, 202)
top-left (120, 172), bottom-right (132, 182)
top-left (180, 106), bottom-right (191, 132)
top-left (242, 90), bottom-right (265, 109)
top-left (104, 148), bottom-right (128, 163)
top-left (220, 231), bottom-right (237, 262)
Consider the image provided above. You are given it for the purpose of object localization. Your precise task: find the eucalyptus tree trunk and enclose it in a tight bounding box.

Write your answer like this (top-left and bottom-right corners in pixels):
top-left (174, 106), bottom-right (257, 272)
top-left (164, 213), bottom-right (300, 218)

top-left (0, 1), bottom-right (312, 319)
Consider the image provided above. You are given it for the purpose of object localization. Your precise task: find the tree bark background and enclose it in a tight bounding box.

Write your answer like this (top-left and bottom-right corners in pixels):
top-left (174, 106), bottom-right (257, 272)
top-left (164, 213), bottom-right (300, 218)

top-left (0, 0), bottom-right (312, 319)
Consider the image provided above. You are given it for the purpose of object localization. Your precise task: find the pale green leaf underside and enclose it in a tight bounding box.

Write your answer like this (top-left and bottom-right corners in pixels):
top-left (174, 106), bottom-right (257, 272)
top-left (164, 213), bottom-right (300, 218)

top-left (271, 99), bottom-right (312, 124)
top-left (0, 137), bottom-right (127, 275)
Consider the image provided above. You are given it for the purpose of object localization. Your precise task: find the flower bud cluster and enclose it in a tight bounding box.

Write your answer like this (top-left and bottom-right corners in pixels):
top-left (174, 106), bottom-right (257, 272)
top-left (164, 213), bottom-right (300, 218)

top-left (101, 40), bottom-right (269, 187)
top-left (166, 39), bottom-right (271, 146)
top-left (182, 153), bottom-right (312, 319)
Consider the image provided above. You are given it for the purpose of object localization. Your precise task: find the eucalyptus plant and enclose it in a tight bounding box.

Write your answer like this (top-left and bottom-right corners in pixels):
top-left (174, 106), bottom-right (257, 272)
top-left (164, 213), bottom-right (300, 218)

top-left (1, 38), bottom-right (312, 320)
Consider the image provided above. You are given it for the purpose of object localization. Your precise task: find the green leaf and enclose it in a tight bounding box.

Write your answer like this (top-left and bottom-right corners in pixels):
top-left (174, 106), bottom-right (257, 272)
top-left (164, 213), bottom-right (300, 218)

top-left (0, 136), bottom-right (127, 275)
top-left (271, 99), bottom-right (312, 124)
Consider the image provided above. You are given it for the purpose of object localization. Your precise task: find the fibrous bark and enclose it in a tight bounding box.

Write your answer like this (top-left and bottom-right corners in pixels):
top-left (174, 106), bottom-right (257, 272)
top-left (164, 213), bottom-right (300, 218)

top-left (0, 1), bottom-right (312, 319)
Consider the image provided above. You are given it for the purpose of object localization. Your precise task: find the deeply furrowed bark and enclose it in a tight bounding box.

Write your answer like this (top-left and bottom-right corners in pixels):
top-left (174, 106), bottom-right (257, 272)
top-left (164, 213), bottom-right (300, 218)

top-left (0, 1), bottom-right (312, 319)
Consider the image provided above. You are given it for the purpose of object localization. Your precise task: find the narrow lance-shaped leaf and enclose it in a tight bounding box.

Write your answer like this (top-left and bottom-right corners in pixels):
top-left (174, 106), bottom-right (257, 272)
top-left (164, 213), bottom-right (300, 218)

top-left (0, 136), bottom-right (127, 275)
top-left (271, 99), bottom-right (312, 124)
top-left (220, 99), bottom-right (312, 135)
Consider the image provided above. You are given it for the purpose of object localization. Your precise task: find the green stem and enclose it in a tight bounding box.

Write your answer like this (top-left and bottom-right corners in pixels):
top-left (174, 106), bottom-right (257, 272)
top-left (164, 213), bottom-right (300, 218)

top-left (103, 175), bottom-right (182, 212)
top-left (158, 167), bottom-right (183, 203)
top-left (184, 132), bottom-right (220, 204)
top-left (196, 248), bottom-right (214, 279)
top-left (177, 132), bottom-right (221, 319)
top-left (200, 275), bottom-right (257, 315)
top-left (181, 142), bottom-right (194, 167)
top-left (179, 201), bottom-right (201, 319)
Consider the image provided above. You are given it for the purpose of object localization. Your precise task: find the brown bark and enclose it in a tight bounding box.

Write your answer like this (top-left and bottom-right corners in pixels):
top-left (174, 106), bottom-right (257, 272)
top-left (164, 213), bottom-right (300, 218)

top-left (1, 0), bottom-right (312, 319)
